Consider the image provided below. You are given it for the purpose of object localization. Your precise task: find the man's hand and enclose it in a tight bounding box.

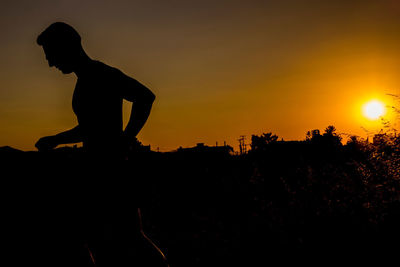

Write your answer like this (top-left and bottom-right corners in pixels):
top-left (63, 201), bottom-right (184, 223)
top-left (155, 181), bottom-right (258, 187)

top-left (35, 135), bottom-right (59, 151)
top-left (121, 131), bottom-right (134, 150)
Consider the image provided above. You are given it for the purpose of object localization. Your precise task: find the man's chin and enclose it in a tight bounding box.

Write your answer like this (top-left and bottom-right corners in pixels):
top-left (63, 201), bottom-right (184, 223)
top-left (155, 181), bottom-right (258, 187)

top-left (59, 68), bottom-right (73, 74)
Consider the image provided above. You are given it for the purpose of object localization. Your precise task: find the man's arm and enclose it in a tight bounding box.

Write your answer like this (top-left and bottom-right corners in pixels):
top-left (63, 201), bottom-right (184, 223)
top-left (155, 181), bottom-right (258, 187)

top-left (121, 77), bottom-right (155, 139)
top-left (54, 125), bottom-right (82, 144)
top-left (124, 100), bottom-right (154, 138)
top-left (35, 125), bottom-right (82, 151)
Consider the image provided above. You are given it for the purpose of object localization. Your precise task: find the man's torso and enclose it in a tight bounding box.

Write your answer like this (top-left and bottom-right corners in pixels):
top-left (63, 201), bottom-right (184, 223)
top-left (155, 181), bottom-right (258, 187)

top-left (72, 60), bottom-right (125, 152)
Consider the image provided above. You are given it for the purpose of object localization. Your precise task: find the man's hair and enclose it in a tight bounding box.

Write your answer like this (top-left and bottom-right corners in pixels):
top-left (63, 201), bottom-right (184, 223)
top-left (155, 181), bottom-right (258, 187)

top-left (37, 22), bottom-right (81, 49)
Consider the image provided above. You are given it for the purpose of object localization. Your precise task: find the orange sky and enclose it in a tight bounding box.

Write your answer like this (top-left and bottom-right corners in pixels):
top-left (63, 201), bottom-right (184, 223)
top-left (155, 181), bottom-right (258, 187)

top-left (0, 0), bottom-right (399, 151)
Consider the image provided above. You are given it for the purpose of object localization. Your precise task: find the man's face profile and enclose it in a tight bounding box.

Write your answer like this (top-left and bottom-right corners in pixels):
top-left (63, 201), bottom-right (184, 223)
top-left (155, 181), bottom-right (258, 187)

top-left (43, 44), bottom-right (74, 74)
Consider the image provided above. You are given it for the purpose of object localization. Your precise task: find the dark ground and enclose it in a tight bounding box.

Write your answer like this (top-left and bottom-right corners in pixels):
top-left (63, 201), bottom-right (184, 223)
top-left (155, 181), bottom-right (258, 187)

top-left (1, 138), bottom-right (399, 265)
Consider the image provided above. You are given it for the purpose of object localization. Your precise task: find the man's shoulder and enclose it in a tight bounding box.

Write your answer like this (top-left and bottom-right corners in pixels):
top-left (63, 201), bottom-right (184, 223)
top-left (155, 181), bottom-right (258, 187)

top-left (89, 60), bottom-right (134, 82)
top-left (82, 60), bottom-right (136, 93)
top-left (90, 60), bottom-right (121, 75)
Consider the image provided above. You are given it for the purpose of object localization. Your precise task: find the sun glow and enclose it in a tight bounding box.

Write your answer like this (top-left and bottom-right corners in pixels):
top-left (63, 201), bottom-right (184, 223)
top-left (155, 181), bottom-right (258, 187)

top-left (362, 100), bottom-right (386, 120)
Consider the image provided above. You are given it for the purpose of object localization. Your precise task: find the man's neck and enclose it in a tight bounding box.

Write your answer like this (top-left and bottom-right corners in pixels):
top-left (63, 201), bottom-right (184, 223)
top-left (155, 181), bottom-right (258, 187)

top-left (74, 53), bottom-right (93, 78)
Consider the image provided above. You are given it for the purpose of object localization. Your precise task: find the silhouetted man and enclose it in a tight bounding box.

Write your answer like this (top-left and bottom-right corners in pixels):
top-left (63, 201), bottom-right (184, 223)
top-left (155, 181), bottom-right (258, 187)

top-left (33, 22), bottom-right (167, 266)
top-left (35, 22), bottom-right (155, 159)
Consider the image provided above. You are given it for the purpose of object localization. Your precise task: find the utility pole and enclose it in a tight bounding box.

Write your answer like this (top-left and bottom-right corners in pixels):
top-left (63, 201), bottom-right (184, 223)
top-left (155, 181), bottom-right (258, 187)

top-left (238, 135), bottom-right (247, 155)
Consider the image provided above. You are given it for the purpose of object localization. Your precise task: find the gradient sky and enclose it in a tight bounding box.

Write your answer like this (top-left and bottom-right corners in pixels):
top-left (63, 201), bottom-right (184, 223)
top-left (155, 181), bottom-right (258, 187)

top-left (1, 0), bottom-right (399, 151)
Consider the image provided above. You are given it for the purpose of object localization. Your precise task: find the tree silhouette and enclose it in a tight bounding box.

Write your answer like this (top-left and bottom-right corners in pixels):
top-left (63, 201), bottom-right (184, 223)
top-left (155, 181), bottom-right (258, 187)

top-left (250, 132), bottom-right (278, 152)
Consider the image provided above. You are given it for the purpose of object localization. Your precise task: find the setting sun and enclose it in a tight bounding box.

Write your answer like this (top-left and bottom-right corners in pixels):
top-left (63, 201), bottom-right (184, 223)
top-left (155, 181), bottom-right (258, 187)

top-left (362, 100), bottom-right (386, 120)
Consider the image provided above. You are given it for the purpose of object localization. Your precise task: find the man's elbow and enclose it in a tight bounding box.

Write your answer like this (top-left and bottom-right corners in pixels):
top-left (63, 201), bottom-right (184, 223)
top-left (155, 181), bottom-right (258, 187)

top-left (147, 91), bottom-right (156, 104)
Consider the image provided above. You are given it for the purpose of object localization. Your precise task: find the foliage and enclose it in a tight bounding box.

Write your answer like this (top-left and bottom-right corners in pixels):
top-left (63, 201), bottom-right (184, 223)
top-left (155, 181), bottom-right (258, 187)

top-left (250, 132), bottom-right (278, 152)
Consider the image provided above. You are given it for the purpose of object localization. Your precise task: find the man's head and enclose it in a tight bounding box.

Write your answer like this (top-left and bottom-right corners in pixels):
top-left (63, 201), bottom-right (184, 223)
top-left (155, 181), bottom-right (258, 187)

top-left (37, 22), bottom-right (83, 74)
